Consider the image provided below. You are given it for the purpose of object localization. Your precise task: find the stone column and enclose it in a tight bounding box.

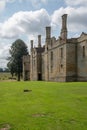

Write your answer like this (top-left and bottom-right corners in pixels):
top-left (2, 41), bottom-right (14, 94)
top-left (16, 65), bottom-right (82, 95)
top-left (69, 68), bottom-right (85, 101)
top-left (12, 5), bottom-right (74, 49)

top-left (31, 40), bottom-right (33, 52)
top-left (61, 14), bottom-right (67, 40)
top-left (45, 26), bottom-right (51, 51)
top-left (46, 26), bottom-right (51, 39)
top-left (30, 40), bottom-right (33, 80)
top-left (38, 35), bottom-right (41, 48)
top-left (62, 14), bottom-right (67, 30)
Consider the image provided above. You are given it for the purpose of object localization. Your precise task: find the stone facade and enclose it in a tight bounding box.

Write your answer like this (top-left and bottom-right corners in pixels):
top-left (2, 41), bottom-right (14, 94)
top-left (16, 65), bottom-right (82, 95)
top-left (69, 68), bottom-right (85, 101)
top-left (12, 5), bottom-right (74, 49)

top-left (23, 55), bottom-right (30, 80)
top-left (23, 14), bottom-right (87, 82)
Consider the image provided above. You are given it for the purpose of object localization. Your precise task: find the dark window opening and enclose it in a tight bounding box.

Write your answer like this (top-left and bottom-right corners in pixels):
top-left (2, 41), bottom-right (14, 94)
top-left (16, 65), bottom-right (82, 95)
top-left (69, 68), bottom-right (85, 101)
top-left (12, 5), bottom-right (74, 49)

top-left (51, 52), bottom-right (53, 72)
top-left (83, 46), bottom-right (85, 58)
top-left (61, 64), bottom-right (63, 68)
top-left (24, 71), bottom-right (29, 80)
top-left (33, 59), bottom-right (35, 66)
top-left (60, 48), bottom-right (63, 58)
top-left (51, 40), bottom-right (53, 47)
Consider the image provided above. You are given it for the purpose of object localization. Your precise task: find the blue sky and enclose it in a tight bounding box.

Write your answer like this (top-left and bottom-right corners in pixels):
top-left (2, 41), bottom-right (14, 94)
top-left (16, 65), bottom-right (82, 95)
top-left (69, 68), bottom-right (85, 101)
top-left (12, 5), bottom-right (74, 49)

top-left (0, 0), bottom-right (87, 68)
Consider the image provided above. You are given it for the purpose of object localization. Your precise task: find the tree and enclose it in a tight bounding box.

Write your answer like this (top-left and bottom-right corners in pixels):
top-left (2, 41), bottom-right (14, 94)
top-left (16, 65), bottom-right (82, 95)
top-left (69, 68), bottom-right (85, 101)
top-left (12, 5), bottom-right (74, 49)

top-left (3, 68), bottom-right (10, 72)
top-left (0, 68), bottom-right (3, 72)
top-left (7, 39), bottom-right (29, 81)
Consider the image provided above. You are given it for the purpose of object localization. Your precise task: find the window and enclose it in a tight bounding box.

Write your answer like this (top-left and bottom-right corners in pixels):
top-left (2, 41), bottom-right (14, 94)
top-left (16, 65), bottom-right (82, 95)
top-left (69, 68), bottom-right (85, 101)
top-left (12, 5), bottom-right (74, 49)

top-left (60, 48), bottom-right (63, 58)
top-left (59, 64), bottom-right (63, 73)
top-left (59, 48), bottom-right (63, 58)
top-left (61, 64), bottom-right (63, 68)
top-left (51, 51), bottom-right (53, 61)
top-left (33, 59), bottom-right (35, 66)
top-left (51, 51), bottom-right (53, 72)
top-left (51, 40), bottom-right (53, 47)
top-left (83, 46), bottom-right (85, 58)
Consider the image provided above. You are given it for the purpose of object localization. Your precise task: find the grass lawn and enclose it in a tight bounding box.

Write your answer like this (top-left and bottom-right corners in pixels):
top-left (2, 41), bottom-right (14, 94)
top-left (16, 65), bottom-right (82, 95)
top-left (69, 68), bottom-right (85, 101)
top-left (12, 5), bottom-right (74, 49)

top-left (0, 81), bottom-right (87, 130)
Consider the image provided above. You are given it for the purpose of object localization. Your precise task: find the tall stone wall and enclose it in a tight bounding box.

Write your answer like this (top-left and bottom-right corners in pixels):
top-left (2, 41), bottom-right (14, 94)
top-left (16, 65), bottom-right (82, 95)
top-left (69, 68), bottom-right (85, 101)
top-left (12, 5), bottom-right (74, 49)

top-left (23, 55), bottom-right (30, 80)
top-left (43, 36), bottom-right (67, 82)
top-left (77, 35), bottom-right (87, 81)
top-left (66, 42), bottom-right (77, 81)
top-left (42, 53), bottom-right (45, 80)
top-left (31, 50), bottom-right (38, 80)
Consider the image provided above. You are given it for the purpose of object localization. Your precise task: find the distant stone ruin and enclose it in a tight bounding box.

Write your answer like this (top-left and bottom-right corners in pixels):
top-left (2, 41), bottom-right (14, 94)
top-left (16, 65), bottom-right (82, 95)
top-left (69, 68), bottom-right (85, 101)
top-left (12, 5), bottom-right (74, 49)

top-left (23, 14), bottom-right (87, 82)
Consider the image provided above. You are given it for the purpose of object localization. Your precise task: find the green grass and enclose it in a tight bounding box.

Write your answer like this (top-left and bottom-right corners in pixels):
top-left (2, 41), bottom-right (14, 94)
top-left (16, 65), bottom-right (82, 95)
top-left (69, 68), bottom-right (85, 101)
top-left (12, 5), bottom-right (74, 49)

top-left (0, 81), bottom-right (87, 130)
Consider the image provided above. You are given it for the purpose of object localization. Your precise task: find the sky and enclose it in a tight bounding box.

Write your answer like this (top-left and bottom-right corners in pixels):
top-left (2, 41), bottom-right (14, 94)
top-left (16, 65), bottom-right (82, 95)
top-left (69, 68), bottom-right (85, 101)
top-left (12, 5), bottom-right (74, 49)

top-left (0, 0), bottom-right (87, 68)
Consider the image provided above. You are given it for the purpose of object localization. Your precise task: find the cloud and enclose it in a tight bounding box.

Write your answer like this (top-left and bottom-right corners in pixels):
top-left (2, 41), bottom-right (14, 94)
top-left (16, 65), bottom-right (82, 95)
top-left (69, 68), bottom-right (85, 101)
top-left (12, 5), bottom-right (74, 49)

top-left (0, 9), bottom-right (50, 39)
top-left (51, 6), bottom-right (87, 35)
top-left (65, 0), bottom-right (87, 6)
top-left (0, 8), bottom-right (51, 68)
top-left (0, 6), bottom-right (87, 39)
top-left (0, 4), bottom-right (87, 67)
top-left (0, 39), bottom-right (11, 68)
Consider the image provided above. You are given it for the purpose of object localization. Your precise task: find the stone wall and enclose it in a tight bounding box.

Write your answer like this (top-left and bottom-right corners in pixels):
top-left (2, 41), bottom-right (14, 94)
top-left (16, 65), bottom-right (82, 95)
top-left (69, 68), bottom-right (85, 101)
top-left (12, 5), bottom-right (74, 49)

top-left (31, 49), bottom-right (38, 80)
top-left (77, 35), bottom-right (87, 81)
top-left (23, 55), bottom-right (30, 80)
top-left (43, 41), bottom-right (67, 82)
top-left (66, 42), bottom-right (77, 81)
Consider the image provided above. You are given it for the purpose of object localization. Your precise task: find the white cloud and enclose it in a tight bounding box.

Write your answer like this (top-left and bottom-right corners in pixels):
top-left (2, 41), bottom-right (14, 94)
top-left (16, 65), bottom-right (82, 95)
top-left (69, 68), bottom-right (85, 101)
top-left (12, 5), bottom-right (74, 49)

top-left (0, 6), bottom-right (87, 39)
top-left (51, 6), bottom-right (87, 36)
top-left (0, 3), bottom-right (87, 67)
top-left (0, 39), bottom-right (11, 68)
top-left (0, 9), bottom-right (50, 39)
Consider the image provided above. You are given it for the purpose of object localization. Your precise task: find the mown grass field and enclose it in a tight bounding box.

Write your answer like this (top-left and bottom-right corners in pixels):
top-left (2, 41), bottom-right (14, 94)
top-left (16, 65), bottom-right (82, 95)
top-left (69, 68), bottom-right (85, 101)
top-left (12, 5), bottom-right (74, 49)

top-left (0, 81), bottom-right (87, 130)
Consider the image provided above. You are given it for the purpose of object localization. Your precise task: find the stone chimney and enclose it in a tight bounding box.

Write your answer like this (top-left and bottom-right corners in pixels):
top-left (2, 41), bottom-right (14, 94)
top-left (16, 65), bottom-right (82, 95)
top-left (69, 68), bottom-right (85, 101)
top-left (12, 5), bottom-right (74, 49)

top-left (61, 14), bottom-right (67, 40)
top-left (46, 26), bottom-right (51, 39)
top-left (31, 40), bottom-right (33, 52)
top-left (38, 35), bottom-right (41, 48)
top-left (45, 26), bottom-right (51, 51)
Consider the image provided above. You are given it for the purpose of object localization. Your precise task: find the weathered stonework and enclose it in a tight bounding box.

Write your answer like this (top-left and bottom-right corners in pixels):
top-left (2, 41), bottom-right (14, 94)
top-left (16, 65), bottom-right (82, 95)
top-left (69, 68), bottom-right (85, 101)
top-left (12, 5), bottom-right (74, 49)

top-left (23, 55), bottom-right (30, 81)
top-left (23, 14), bottom-right (87, 82)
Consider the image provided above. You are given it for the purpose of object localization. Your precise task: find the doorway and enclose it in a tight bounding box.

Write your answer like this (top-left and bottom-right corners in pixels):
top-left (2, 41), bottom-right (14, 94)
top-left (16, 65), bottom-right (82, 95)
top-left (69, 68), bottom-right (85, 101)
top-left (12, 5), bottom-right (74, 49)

top-left (38, 73), bottom-right (42, 80)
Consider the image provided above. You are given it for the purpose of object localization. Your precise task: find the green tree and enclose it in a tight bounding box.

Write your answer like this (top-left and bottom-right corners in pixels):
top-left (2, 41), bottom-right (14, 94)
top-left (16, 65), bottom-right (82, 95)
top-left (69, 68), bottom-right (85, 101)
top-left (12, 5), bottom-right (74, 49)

top-left (7, 39), bottom-right (29, 81)
top-left (0, 68), bottom-right (3, 72)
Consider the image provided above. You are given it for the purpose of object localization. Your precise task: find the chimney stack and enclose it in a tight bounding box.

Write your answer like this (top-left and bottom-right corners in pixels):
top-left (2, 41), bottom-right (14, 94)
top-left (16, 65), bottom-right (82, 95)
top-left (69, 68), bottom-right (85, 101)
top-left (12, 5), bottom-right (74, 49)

top-left (61, 14), bottom-right (67, 40)
top-left (38, 35), bottom-right (41, 48)
top-left (31, 40), bottom-right (33, 52)
top-left (46, 26), bottom-right (51, 39)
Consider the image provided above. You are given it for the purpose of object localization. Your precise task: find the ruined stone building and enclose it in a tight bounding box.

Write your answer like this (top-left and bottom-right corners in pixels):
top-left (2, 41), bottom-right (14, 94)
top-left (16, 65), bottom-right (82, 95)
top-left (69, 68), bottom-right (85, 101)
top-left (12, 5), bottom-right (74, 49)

top-left (23, 14), bottom-right (87, 82)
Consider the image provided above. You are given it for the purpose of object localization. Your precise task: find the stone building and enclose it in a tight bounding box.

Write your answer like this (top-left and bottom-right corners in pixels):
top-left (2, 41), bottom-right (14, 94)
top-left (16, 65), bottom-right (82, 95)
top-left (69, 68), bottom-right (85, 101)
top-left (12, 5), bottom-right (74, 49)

top-left (23, 55), bottom-right (30, 80)
top-left (23, 14), bottom-right (87, 82)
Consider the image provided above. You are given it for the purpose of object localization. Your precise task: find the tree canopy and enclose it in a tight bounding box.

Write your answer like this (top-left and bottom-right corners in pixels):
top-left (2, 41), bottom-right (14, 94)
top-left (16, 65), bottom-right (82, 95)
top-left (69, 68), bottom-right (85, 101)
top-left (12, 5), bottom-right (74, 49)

top-left (7, 39), bottom-right (29, 81)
